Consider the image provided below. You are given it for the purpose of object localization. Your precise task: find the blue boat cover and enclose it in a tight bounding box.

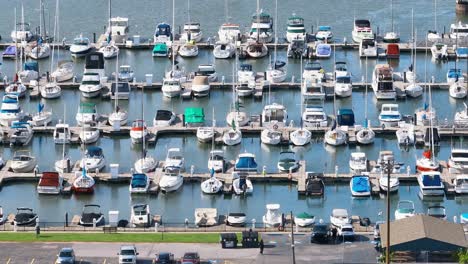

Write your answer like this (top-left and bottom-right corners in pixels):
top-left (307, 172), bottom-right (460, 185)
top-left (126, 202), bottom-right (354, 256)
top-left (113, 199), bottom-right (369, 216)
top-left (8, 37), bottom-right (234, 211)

top-left (461, 213), bottom-right (468, 219)
top-left (457, 47), bottom-right (468, 55)
top-left (352, 176), bottom-right (369, 192)
top-left (236, 157), bottom-right (258, 170)
top-left (337, 108), bottom-right (355, 126)
top-left (87, 146), bottom-right (103, 156)
top-left (156, 23), bottom-right (171, 37)
top-left (318, 26), bottom-right (331, 31)
top-left (3, 46), bottom-right (16, 56)
top-left (131, 174), bottom-right (148, 188)
top-left (448, 69), bottom-right (462, 78)
top-left (11, 121), bottom-right (29, 129)
top-left (24, 61), bottom-right (38, 71)
top-left (422, 174), bottom-right (441, 187)
top-left (380, 114), bottom-right (401, 119)
top-left (317, 45), bottom-right (331, 55)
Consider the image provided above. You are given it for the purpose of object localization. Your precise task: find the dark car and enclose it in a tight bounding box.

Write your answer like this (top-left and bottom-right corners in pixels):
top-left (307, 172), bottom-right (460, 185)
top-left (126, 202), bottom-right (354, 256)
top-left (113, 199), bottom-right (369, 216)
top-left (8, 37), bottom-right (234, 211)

top-left (154, 252), bottom-right (175, 264)
top-left (311, 223), bottom-right (330, 243)
top-left (182, 252), bottom-right (200, 264)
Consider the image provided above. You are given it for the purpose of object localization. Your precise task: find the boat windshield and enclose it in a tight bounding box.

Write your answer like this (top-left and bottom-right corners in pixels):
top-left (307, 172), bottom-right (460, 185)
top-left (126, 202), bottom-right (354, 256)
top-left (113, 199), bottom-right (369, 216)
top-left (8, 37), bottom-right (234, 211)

top-left (304, 113), bottom-right (325, 121)
top-left (453, 28), bottom-right (468, 33)
top-left (12, 155), bottom-right (32, 161)
top-left (133, 205), bottom-right (147, 215)
top-left (452, 152), bottom-right (468, 158)
top-left (73, 38), bottom-right (89, 45)
top-left (336, 76), bottom-right (351, 84)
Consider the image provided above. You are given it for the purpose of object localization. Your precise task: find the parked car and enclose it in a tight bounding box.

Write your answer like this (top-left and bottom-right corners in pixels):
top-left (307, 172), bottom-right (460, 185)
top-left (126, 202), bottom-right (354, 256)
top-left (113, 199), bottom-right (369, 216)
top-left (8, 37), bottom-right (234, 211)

top-left (182, 252), bottom-right (200, 264)
top-left (118, 245), bottom-right (138, 264)
top-left (154, 252), bottom-right (175, 263)
top-left (338, 223), bottom-right (355, 241)
top-left (310, 223), bottom-right (330, 243)
top-left (55, 248), bottom-right (75, 264)
top-left (374, 221), bottom-right (385, 240)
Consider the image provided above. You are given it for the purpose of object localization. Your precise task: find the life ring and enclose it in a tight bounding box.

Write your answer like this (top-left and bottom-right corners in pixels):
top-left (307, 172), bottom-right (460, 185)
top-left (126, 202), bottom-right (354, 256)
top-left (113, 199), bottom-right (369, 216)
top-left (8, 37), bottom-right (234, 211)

top-left (273, 124), bottom-right (279, 130)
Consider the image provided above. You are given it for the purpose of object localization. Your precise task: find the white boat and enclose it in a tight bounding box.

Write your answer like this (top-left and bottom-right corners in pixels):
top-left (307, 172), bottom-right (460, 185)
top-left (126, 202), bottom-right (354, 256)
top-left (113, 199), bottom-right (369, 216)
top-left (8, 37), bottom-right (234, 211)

top-left (303, 61), bottom-right (325, 81)
top-left (11, 22), bottom-right (32, 42)
top-left (448, 148), bottom-right (468, 173)
top-left (287, 38), bottom-right (307, 58)
top-left (350, 174), bottom-right (371, 197)
top-left (286, 14), bottom-right (306, 42)
top-left (232, 172), bottom-right (254, 195)
top-left (5, 80), bottom-right (27, 98)
top-left (79, 146), bottom-right (106, 172)
top-left (290, 128), bottom-right (311, 146)
top-left (10, 122), bottom-right (33, 146)
top-left (226, 110), bottom-right (249, 127)
top-left (262, 204), bottom-right (282, 227)
top-left (79, 73), bottom-right (103, 98)
top-left (352, 19), bottom-right (373, 43)
top-left (72, 169), bottom-right (95, 193)
top-left (379, 175), bottom-right (400, 192)
top-left (195, 208), bottom-right (217, 227)
top-left (383, 0), bottom-right (399, 43)
top-left (248, 8), bottom-right (273, 43)
top-left (294, 212), bottom-right (315, 227)
top-left (11, 151), bottom-right (37, 173)
top-left (302, 79), bottom-right (325, 101)
top-left (130, 120), bottom-right (147, 144)
top-left (356, 125), bottom-right (375, 145)
top-left (277, 151), bottom-right (300, 172)
top-left (153, 110), bottom-right (176, 127)
top-left (226, 213), bottom-right (246, 226)
top-left (431, 43), bottom-right (448, 60)
top-left (454, 175), bottom-right (468, 194)
top-left (154, 23), bottom-right (172, 44)
top-left (418, 171), bottom-right (444, 196)
top-left (51, 61), bottom-right (74, 82)
top-left (334, 62), bottom-right (352, 97)
top-left (201, 176), bottom-right (223, 194)
top-left (302, 106), bottom-right (328, 128)
top-left (40, 82), bottom-right (61, 99)
top-left (164, 148), bottom-right (184, 171)
top-left (213, 41), bottom-right (235, 59)
top-left (316, 26), bottom-right (333, 41)
top-left (245, 42), bottom-right (268, 58)
top-left (19, 62), bottom-right (39, 84)
top-left (262, 103), bottom-right (287, 128)
top-left (117, 65), bottom-right (135, 82)
top-left (129, 173), bottom-right (150, 194)
top-left (76, 102), bottom-right (99, 126)
top-left (29, 44), bottom-right (51, 60)
top-left (315, 43), bottom-right (332, 58)
top-left (110, 81), bottom-right (130, 100)
top-left (159, 167), bottom-right (184, 193)
top-left (70, 34), bottom-right (93, 58)
top-left (449, 82), bottom-right (467, 99)
top-left (372, 64), bottom-right (396, 99)
top-left (108, 17), bottom-right (129, 44)
top-left (37, 171), bottom-right (63, 195)
top-left (372, 151), bottom-right (403, 174)
top-left (416, 150), bottom-right (439, 172)
top-left (0, 95), bottom-right (23, 127)
top-left (178, 41), bottom-right (199, 57)
top-left (218, 23), bottom-right (241, 43)
top-left (396, 123), bottom-right (415, 145)
top-left (455, 103), bottom-right (468, 127)
top-left (266, 61), bottom-right (287, 84)
top-left (53, 123), bottom-right (71, 144)
top-left (180, 22), bottom-right (203, 42)
top-left (161, 78), bottom-right (182, 98)
top-left (191, 76), bottom-right (210, 97)
top-left (450, 21), bottom-right (468, 39)
top-left (427, 205), bottom-right (447, 220)
top-left (223, 128), bottom-right (242, 146)
top-left (196, 64), bottom-right (217, 82)
top-left (98, 43), bottom-right (119, 59)
top-left (405, 83), bottom-right (423, 98)
top-left (324, 127), bottom-right (347, 146)
top-left (108, 108), bottom-right (128, 126)
top-left (79, 205), bottom-right (104, 226)
top-left (31, 103), bottom-right (52, 127)
top-left (378, 104), bottom-right (401, 128)
top-left (260, 128), bottom-right (281, 145)
top-left (196, 127), bottom-right (214, 143)
top-left (394, 200), bottom-right (415, 220)
top-left (238, 64), bottom-right (255, 83)
top-left (130, 204), bottom-right (151, 228)
top-left (79, 125), bottom-right (100, 144)
top-left (134, 155), bottom-right (157, 174)
top-left (349, 152), bottom-right (367, 173)
top-left (330, 208), bottom-right (350, 227)
top-left (208, 150), bottom-right (226, 173)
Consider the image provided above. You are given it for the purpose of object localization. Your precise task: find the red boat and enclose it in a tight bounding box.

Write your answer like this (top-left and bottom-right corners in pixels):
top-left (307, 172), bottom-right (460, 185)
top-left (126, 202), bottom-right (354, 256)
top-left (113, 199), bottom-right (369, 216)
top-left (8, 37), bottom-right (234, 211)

top-left (416, 150), bottom-right (439, 172)
top-left (386, 44), bottom-right (400, 59)
top-left (72, 169), bottom-right (95, 193)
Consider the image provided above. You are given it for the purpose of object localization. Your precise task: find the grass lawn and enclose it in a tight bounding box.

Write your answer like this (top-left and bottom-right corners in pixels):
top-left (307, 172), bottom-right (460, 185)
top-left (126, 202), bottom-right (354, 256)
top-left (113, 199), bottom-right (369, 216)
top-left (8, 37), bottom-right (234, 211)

top-left (0, 232), bottom-right (222, 243)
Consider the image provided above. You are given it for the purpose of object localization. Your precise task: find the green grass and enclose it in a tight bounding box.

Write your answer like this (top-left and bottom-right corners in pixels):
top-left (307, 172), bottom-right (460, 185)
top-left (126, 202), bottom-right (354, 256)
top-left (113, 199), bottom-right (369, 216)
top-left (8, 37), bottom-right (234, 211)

top-left (0, 232), bottom-right (222, 243)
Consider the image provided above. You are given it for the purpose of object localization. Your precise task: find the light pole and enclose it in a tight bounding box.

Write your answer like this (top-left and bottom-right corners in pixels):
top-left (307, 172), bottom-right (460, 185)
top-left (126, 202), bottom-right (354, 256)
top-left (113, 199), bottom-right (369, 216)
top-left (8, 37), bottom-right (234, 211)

top-left (290, 211), bottom-right (296, 264)
top-left (382, 158), bottom-right (394, 264)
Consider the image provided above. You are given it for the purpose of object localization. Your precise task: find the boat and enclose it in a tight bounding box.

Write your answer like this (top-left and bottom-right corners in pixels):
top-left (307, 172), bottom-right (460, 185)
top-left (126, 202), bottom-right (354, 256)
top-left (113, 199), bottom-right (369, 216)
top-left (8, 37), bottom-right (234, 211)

top-left (315, 43), bottom-right (331, 58)
top-left (286, 14), bottom-right (306, 42)
top-left (351, 19), bottom-right (373, 43)
top-left (418, 171), bottom-right (444, 196)
top-left (266, 61), bottom-right (287, 84)
top-left (277, 151), bottom-right (299, 172)
top-left (14, 208), bottom-right (37, 226)
top-left (18, 61), bottom-right (39, 84)
top-left (161, 78), bottom-right (181, 98)
top-left (316, 26), bottom-right (333, 41)
top-left (178, 41), bottom-right (199, 57)
top-left (379, 174), bottom-right (400, 192)
top-left (108, 17), bottom-right (129, 44)
top-left (287, 38), bottom-right (307, 58)
top-left (372, 151), bottom-right (403, 174)
top-left (79, 73), bottom-right (102, 98)
top-left (427, 0), bottom-right (441, 40)
top-left (304, 172), bottom-right (325, 196)
top-left (196, 64), bottom-right (218, 82)
top-left (70, 34), bottom-right (93, 58)
top-left (262, 204), bottom-right (282, 227)
top-left (11, 22), bottom-right (32, 42)
top-left (386, 43), bottom-right (400, 59)
top-left (260, 128), bottom-right (281, 145)
top-left (302, 106), bottom-right (328, 128)
top-left (456, 47), bottom-right (468, 58)
top-left (416, 149), bottom-right (439, 172)
top-left (29, 43), bottom-right (51, 60)
top-left (406, 82), bottom-right (423, 98)
top-left (110, 82), bottom-right (130, 100)
top-left (383, 0), bottom-right (400, 43)
top-left (153, 23), bottom-right (172, 44)
top-left (129, 173), bottom-right (150, 194)
top-left (359, 38), bottom-right (377, 58)
top-left (324, 122), bottom-right (347, 146)
top-left (232, 172), bottom-right (254, 195)
top-left (163, 148), bottom-right (184, 171)
top-left (72, 168), bottom-right (95, 193)
top-left (372, 64), bottom-right (396, 99)
top-left (431, 43), bottom-right (448, 60)
top-left (195, 208), bottom-right (217, 227)
top-left (237, 64), bottom-right (255, 83)
top-left (80, 146), bottom-right (106, 172)
top-left (294, 212), bottom-right (315, 227)
top-left (196, 127), bottom-right (214, 143)
top-left (99, 42), bottom-right (119, 59)
top-left (130, 204), bottom-right (151, 227)
top-left (303, 61), bottom-right (325, 81)
top-left (302, 79), bottom-right (325, 101)
top-left (223, 128), bottom-right (242, 146)
top-left (37, 172), bottom-right (63, 194)
top-left (134, 151), bottom-right (157, 174)
top-left (76, 102), bottom-right (99, 126)
top-left (356, 125), bottom-right (375, 145)
top-left (350, 174), bottom-right (371, 197)
top-left (245, 41), bottom-right (268, 58)
top-left (79, 125), bottom-right (100, 144)
top-left (454, 175), bottom-right (468, 194)
top-left (51, 61), bottom-right (74, 82)
top-left (235, 153), bottom-right (258, 172)
top-left (226, 213), bottom-right (246, 226)
top-left (450, 21), bottom-right (468, 39)
top-left (130, 120), bottom-right (147, 144)
top-left (378, 104), bottom-right (401, 128)
top-left (9, 121), bottom-right (33, 146)
top-left (427, 205), bottom-right (446, 220)
top-left (191, 76), bottom-right (210, 97)
top-left (449, 82), bottom-right (467, 99)
top-left (153, 110), bottom-right (176, 127)
top-left (108, 58), bottom-right (129, 127)
top-left (53, 123), bottom-right (71, 144)
top-left (79, 205), bottom-right (105, 226)
top-left (184, 107), bottom-right (205, 127)
top-left (200, 175), bottom-right (223, 194)
top-left (180, 22), bottom-right (203, 43)
top-left (10, 151), bottom-right (36, 173)
top-left (213, 41), bottom-right (236, 59)
top-left (448, 149), bottom-right (468, 173)
top-left (349, 152), bottom-right (367, 174)
top-left (455, 103), bottom-right (468, 127)
top-left (248, 6), bottom-right (273, 43)
top-left (447, 68), bottom-right (464, 84)
top-left (218, 23), bottom-right (240, 43)
top-left (28, 0), bottom-right (50, 59)
top-left (40, 82), bottom-right (61, 99)
top-left (116, 65), bottom-right (134, 82)
top-left (208, 150), bottom-right (226, 173)
top-left (394, 200), bottom-right (415, 220)
top-left (153, 42), bottom-right (169, 57)
top-left (290, 127), bottom-right (311, 146)
top-left (334, 61), bottom-right (352, 97)
top-left (2, 46), bottom-right (17, 59)
top-left (330, 208), bottom-right (350, 227)
top-left (5, 80), bottom-right (27, 98)
top-left (31, 103), bottom-right (52, 127)
top-left (159, 167), bottom-right (184, 193)
top-left (396, 123), bottom-right (415, 145)
top-left (235, 82), bottom-right (255, 97)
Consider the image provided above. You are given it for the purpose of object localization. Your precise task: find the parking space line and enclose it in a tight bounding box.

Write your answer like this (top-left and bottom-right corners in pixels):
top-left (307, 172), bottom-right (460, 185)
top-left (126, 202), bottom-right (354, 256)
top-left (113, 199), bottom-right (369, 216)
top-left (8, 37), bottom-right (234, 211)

top-left (6, 258), bottom-right (11, 264)
top-left (30, 259), bottom-right (35, 264)
top-left (102, 259), bottom-right (107, 264)
top-left (79, 259), bottom-right (83, 264)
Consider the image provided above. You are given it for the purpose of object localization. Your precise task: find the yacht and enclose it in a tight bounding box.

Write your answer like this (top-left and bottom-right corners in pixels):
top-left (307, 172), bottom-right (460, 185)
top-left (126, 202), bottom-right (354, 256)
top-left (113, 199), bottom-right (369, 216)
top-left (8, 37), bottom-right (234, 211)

top-left (79, 125), bottom-right (100, 144)
top-left (304, 172), bottom-right (325, 196)
top-left (378, 104), bottom-right (401, 128)
top-left (80, 146), bottom-right (106, 172)
top-left (195, 208), bottom-right (218, 227)
top-left (290, 128), bottom-right (312, 146)
top-left (315, 43), bottom-right (331, 58)
top-left (232, 172), bottom-right (254, 195)
top-left (303, 61), bottom-right (325, 81)
top-left (416, 150), bottom-right (439, 172)
top-left (108, 17), bottom-right (129, 44)
top-left (334, 62), bottom-right (352, 97)
top-left (130, 204), bottom-right (151, 227)
top-left (330, 209), bottom-right (350, 227)
top-left (32, 105), bottom-right (52, 127)
top-left (431, 43), bottom-right (448, 60)
top-left (53, 123), bottom-right (71, 144)
top-left (79, 73), bottom-right (103, 98)
top-left (153, 110), bottom-right (176, 127)
top-left (352, 19), bottom-right (374, 43)
top-left (245, 41), bottom-right (268, 58)
top-left (29, 43), bottom-right (51, 60)
top-left (379, 174), bottom-right (400, 192)
top-left (356, 125), bottom-right (375, 145)
top-left (372, 151), bottom-right (402, 174)
top-left (262, 204), bottom-right (282, 227)
top-left (5, 82), bottom-right (27, 98)
top-left (153, 42), bottom-right (169, 57)
top-left (238, 64), bottom-right (255, 83)
top-left (200, 175), bottom-right (223, 194)
top-left (287, 38), bottom-right (307, 58)
top-left (108, 108), bottom-right (128, 127)
top-left (372, 64), bottom-right (396, 99)
top-left (110, 82), bottom-right (131, 100)
top-left (37, 172), bottom-right (63, 195)
top-left (350, 174), bottom-right (371, 197)
top-left (191, 76), bottom-right (210, 97)
top-left (455, 103), bottom-right (468, 127)
top-left (302, 79), bottom-right (325, 101)
top-left (213, 41), bottom-right (236, 59)
top-left (11, 151), bottom-right (36, 173)
top-left (11, 22), bottom-right (32, 42)
top-left (302, 106), bottom-right (328, 128)
top-left (266, 61), bottom-right (287, 84)
top-left (208, 150), bottom-right (226, 173)
top-left (9, 121), bottom-right (33, 146)
top-left (51, 61), bottom-right (74, 82)
top-left (223, 128), bottom-right (242, 146)
top-left (394, 200), bottom-right (415, 220)
top-left (316, 26), bottom-right (333, 41)
top-left (19, 61), bottom-right (39, 84)
top-left (76, 102), bottom-right (99, 126)
top-left (262, 103), bottom-right (287, 128)
top-left (84, 52), bottom-right (104, 76)
top-left (234, 153), bottom-right (258, 172)
top-left (454, 175), bottom-right (468, 194)
top-left (99, 42), bottom-right (119, 59)
top-left (70, 34), bottom-right (93, 58)
top-left (277, 151), bottom-right (299, 172)
top-left (178, 41), bottom-right (199, 57)
top-left (196, 126), bottom-right (214, 143)
top-left (0, 95), bottom-right (23, 127)
top-left (130, 120), bottom-right (147, 144)
top-left (359, 38), bottom-right (377, 58)
top-left (286, 14), bottom-right (306, 42)
top-left (163, 148), bottom-right (184, 171)
top-left (260, 128), bottom-right (282, 145)
top-left (79, 205), bottom-right (105, 226)
top-left (161, 78), bottom-right (182, 98)
top-left (449, 82), bottom-right (467, 99)
top-left (154, 23), bottom-right (172, 44)
top-left (418, 171), bottom-right (444, 196)
top-left (129, 173), bottom-right (150, 194)
top-left (218, 23), bottom-right (241, 43)
top-left (72, 169), bottom-right (95, 193)
top-left (294, 213), bottom-right (315, 227)
top-left (180, 22), bottom-right (203, 42)
top-left (196, 64), bottom-right (217, 82)
top-left (324, 124), bottom-right (347, 146)
top-left (134, 155), bottom-right (157, 174)
top-left (450, 21), bottom-right (468, 39)
top-left (249, 10), bottom-right (273, 43)
top-left (448, 149), bottom-right (468, 173)
top-left (14, 208), bottom-right (37, 226)
top-left (159, 167), bottom-right (184, 193)
top-left (396, 123), bottom-right (415, 145)
top-left (349, 152), bottom-right (367, 173)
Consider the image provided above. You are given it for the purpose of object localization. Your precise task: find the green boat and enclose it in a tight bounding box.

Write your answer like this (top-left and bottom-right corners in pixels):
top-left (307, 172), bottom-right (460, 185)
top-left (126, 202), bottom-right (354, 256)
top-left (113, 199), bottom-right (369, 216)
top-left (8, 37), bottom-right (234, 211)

top-left (294, 212), bottom-right (315, 227)
top-left (152, 43), bottom-right (168, 57)
top-left (184, 107), bottom-right (205, 127)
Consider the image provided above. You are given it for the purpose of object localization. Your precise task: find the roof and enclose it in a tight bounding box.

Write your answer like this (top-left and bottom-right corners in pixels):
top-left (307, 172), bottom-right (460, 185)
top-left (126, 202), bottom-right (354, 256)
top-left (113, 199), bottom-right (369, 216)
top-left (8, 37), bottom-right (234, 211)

top-left (380, 215), bottom-right (467, 251)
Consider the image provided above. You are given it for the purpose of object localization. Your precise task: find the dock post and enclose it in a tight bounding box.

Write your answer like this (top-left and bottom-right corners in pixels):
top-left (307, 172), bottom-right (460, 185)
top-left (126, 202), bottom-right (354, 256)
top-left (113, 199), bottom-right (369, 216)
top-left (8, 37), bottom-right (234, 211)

top-left (252, 218), bottom-right (256, 230)
top-left (262, 166), bottom-right (267, 178)
top-left (454, 216), bottom-right (458, 223)
top-left (13, 221), bottom-right (17, 232)
top-left (65, 213), bottom-right (68, 228)
top-left (93, 32), bottom-right (96, 43)
top-left (190, 165), bottom-right (194, 178)
top-left (185, 218), bottom-right (189, 231)
top-left (406, 165), bottom-right (411, 177)
top-left (334, 165), bottom-right (338, 178)
top-left (93, 218), bottom-right (96, 228)
top-left (155, 222), bottom-right (158, 232)
top-left (221, 76), bottom-right (225, 86)
top-left (291, 75), bottom-right (295, 84)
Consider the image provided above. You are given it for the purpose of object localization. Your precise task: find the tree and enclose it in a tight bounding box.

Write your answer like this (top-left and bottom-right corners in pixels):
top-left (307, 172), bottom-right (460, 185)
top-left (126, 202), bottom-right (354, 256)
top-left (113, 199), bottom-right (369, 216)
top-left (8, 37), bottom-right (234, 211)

top-left (457, 248), bottom-right (468, 264)
top-left (378, 252), bottom-right (394, 264)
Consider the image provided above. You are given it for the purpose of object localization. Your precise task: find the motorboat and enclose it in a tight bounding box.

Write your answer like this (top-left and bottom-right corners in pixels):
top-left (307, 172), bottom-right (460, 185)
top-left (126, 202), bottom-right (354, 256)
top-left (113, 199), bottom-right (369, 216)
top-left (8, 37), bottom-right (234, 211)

top-left (195, 208), bottom-right (217, 227)
top-left (451, 21), bottom-right (468, 39)
top-left (99, 42), bottom-right (119, 59)
top-left (51, 61), bottom-right (74, 82)
top-left (304, 172), bottom-right (325, 196)
top-left (178, 41), bottom-right (199, 57)
top-left (359, 37), bottom-right (378, 58)
top-left (11, 151), bottom-right (36, 173)
top-left (76, 102), bottom-right (99, 126)
top-left (294, 213), bottom-right (315, 227)
top-left (378, 104), bottom-right (401, 128)
top-left (153, 23), bottom-right (172, 44)
top-left (334, 62), bottom-right (352, 97)
top-left (196, 64), bottom-right (217, 82)
top-left (396, 123), bottom-right (415, 145)
top-left (245, 42), bottom-right (268, 58)
top-left (130, 119), bottom-right (147, 144)
top-left (130, 204), bottom-right (151, 227)
top-left (349, 152), bottom-right (367, 174)
top-left (277, 151), bottom-right (299, 172)
top-left (235, 153), bottom-right (258, 172)
top-left (302, 79), bottom-right (325, 101)
top-left (447, 68), bottom-right (464, 84)
top-left (163, 148), bottom-right (184, 171)
top-left (455, 103), bottom-right (468, 127)
top-left (427, 205), bottom-right (447, 220)
top-left (9, 122), bottom-right (33, 146)
top-left (129, 173), bottom-right (150, 194)
top-left (218, 23), bottom-right (241, 43)
top-left (262, 103), bottom-right (287, 128)
top-left (200, 175), bottom-right (223, 194)
top-left (302, 106), bottom-right (328, 128)
top-left (303, 61), bottom-right (325, 81)
top-left (456, 47), bottom-right (468, 58)
top-left (232, 172), bottom-right (254, 195)
top-left (40, 82), bottom-right (62, 99)
top-left (165, 66), bottom-right (187, 82)
top-left (416, 150), bottom-right (439, 172)
top-left (79, 205), bottom-right (105, 226)
top-left (416, 106), bottom-right (437, 126)
top-left (431, 43), bottom-right (448, 60)
top-left (213, 41), bottom-right (235, 59)
top-left (372, 151), bottom-right (403, 174)
top-left (350, 174), bottom-right (371, 197)
top-left (31, 105), bottom-right (52, 127)
top-left (84, 51), bottom-right (105, 77)
top-left (110, 82), bottom-right (131, 100)
top-left (266, 61), bottom-right (287, 84)
top-left (316, 26), bottom-right (333, 41)
top-left (11, 22), bottom-right (32, 42)
top-left (324, 126), bottom-right (347, 146)
top-left (79, 125), bottom-right (100, 144)
top-left (238, 64), bottom-right (255, 83)
top-left (454, 175), bottom-right (468, 194)
top-left (72, 168), bottom-right (95, 193)
top-left (2, 45), bottom-right (17, 59)
top-left (14, 208), bottom-right (37, 226)
top-left (226, 213), bottom-right (246, 227)
top-left (287, 38), bottom-right (307, 58)
top-left (134, 155), bottom-right (157, 174)
top-left (79, 73), bottom-right (103, 98)
top-left (159, 167), bottom-right (184, 193)
top-left (117, 65), bottom-right (135, 82)
top-left (161, 78), bottom-right (182, 98)
top-left (418, 171), bottom-right (444, 196)
top-left (315, 43), bottom-right (331, 58)
top-left (448, 149), bottom-right (468, 173)
top-left (248, 11), bottom-right (273, 43)
top-left (260, 128), bottom-right (281, 145)
top-left (262, 204), bottom-right (282, 227)
top-left (352, 19), bottom-right (374, 43)
top-left (286, 14), bottom-right (306, 42)
top-left (5, 81), bottom-right (27, 98)
top-left (394, 200), bottom-right (415, 220)
top-left (379, 175), bottom-right (400, 192)
top-left (330, 208), bottom-right (350, 227)
top-left (70, 34), bottom-right (93, 58)
top-left (80, 146), bottom-right (106, 172)
top-left (223, 128), bottom-right (242, 146)
top-left (108, 17), bottom-right (129, 44)
top-left (37, 172), bottom-right (63, 194)
top-left (153, 43), bottom-right (169, 57)
top-left (180, 22), bottom-right (203, 42)
top-left (208, 150), bottom-right (226, 173)
top-left (184, 107), bottom-right (205, 127)
top-left (449, 82), bottom-right (467, 99)
top-left (372, 64), bottom-right (396, 99)
top-left (29, 43), bottom-right (51, 60)
top-left (53, 123), bottom-right (71, 144)
top-left (290, 128), bottom-right (312, 146)
top-left (19, 61), bottom-right (39, 84)
top-left (196, 126), bottom-right (214, 143)
top-left (153, 110), bottom-right (176, 127)
top-left (191, 76), bottom-right (210, 97)
top-left (235, 83), bottom-right (254, 97)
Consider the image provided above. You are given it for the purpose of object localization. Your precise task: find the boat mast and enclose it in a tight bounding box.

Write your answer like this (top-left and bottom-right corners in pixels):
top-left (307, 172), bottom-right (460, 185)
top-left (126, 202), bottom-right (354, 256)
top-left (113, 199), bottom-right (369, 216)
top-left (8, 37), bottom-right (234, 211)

top-left (56, 0), bottom-right (60, 65)
top-left (187, 0), bottom-right (191, 40)
top-left (50, 0), bottom-right (59, 74)
top-left (224, 0), bottom-right (228, 22)
top-left (434, 0), bottom-right (437, 32)
top-left (14, 8), bottom-right (18, 76)
top-left (114, 52), bottom-right (119, 113)
top-left (300, 53), bottom-right (303, 129)
top-left (108, 0), bottom-right (111, 32)
top-left (391, 0), bottom-right (394, 33)
top-left (20, 4), bottom-right (25, 72)
top-left (411, 9), bottom-right (414, 69)
top-left (256, 0), bottom-right (260, 42)
top-left (365, 56), bottom-right (368, 124)
top-left (41, 0), bottom-right (46, 41)
top-left (171, 0), bottom-right (175, 72)
top-left (62, 104), bottom-right (66, 160)
top-left (273, 0), bottom-right (278, 63)
top-left (142, 80), bottom-right (146, 159)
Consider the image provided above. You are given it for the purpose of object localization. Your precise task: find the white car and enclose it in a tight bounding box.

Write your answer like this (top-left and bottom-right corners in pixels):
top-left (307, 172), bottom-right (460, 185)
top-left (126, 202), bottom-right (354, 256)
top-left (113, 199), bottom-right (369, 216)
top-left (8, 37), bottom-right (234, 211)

top-left (118, 245), bottom-right (138, 264)
top-left (338, 223), bottom-right (355, 241)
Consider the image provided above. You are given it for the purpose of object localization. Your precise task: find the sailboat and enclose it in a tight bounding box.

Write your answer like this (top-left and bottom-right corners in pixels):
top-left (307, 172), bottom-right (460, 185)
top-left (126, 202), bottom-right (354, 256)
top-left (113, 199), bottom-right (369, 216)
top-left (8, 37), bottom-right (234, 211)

top-left (201, 126), bottom-right (223, 195)
top-left (266, 0), bottom-right (286, 84)
top-left (29, 0), bottom-right (51, 60)
top-left (31, 102), bottom-right (52, 126)
top-left (290, 55), bottom-right (311, 146)
top-left (51, 2), bottom-right (73, 83)
top-left (98, 0), bottom-right (119, 59)
top-left (245, 0), bottom-right (268, 58)
top-left (108, 54), bottom-right (128, 126)
top-left (5, 9), bottom-right (27, 97)
top-left (134, 85), bottom-right (156, 173)
top-left (383, 0), bottom-right (400, 43)
top-left (325, 66), bottom-right (346, 146)
top-left (55, 106), bottom-right (72, 173)
top-left (226, 59), bottom-right (250, 127)
top-left (415, 40), bottom-right (437, 126)
top-left (449, 33), bottom-right (468, 99)
top-left (405, 14), bottom-right (423, 98)
top-left (356, 57), bottom-right (375, 145)
top-left (178, 0), bottom-right (199, 58)
top-left (427, 0), bottom-right (441, 41)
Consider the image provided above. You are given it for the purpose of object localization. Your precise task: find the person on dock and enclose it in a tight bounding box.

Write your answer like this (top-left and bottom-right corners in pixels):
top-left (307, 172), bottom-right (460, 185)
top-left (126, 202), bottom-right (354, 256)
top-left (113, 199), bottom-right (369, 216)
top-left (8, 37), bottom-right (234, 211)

top-left (331, 227), bottom-right (338, 244)
top-left (259, 239), bottom-right (264, 254)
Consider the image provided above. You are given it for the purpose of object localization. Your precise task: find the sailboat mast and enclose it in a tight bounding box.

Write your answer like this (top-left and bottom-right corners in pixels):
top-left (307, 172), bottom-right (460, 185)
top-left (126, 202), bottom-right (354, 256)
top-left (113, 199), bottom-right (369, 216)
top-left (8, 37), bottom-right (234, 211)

top-left (171, 0), bottom-right (175, 72)
top-left (256, 0), bottom-right (260, 42)
top-left (108, 0), bottom-right (111, 31)
top-left (142, 83), bottom-right (146, 158)
top-left (224, 0), bottom-right (228, 22)
top-left (274, 0), bottom-right (277, 62)
top-left (365, 56), bottom-right (368, 121)
top-left (50, 0), bottom-right (59, 73)
top-left (62, 104), bottom-right (66, 159)
top-left (434, 0), bottom-right (437, 32)
top-left (14, 8), bottom-right (18, 75)
top-left (39, 0), bottom-right (43, 39)
top-left (391, 0), bottom-right (394, 32)
top-left (114, 53), bottom-right (119, 112)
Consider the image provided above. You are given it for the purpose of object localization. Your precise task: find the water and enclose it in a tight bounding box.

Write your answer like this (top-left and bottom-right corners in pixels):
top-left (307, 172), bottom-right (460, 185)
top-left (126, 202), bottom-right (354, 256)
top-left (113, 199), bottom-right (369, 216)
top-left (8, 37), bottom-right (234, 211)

top-left (1, 0), bottom-right (468, 223)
